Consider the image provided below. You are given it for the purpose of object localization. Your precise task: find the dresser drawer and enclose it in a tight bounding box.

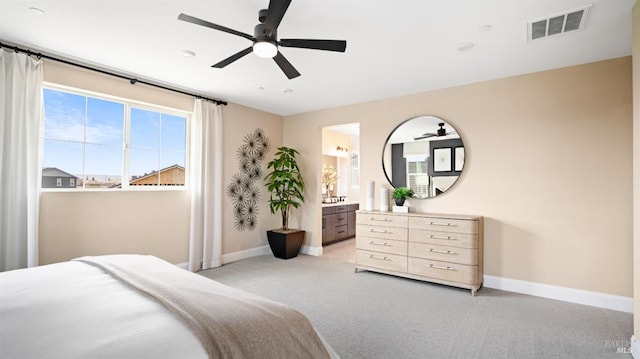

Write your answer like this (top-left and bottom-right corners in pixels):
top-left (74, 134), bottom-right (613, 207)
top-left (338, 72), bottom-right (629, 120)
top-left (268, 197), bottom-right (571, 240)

top-left (357, 213), bottom-right (408, 228)
top-left (357, 237), bottom-right (407, 256)
top-left (357, 250), bottom-right (407, 272)
top-left (408, 216), bottom-right (477, 234)
top-left (357, 224), bottom-right (407, 242)
top-left (409, 229), bottom-right (478, 248)
top-left (408, 257), bottom-right (479, 285)
top-left (408, 242), bottom-right (478, 265)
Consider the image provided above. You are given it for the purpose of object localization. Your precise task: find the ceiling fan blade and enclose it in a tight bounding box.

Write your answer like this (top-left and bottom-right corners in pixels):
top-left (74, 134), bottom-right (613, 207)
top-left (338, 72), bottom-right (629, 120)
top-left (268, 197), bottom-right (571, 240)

top-left (178, 13), bottom-right (254, 41)
top-left (212, 47), bottom-right (253, 68)
top-left (273, 52), bottom-right (300, 79)
top-left (264, 0), bottom-right (292, 31)
top-left (414, 134), bottom-right (436, 141)
top-left (279, 39), bottom-right (347, 52)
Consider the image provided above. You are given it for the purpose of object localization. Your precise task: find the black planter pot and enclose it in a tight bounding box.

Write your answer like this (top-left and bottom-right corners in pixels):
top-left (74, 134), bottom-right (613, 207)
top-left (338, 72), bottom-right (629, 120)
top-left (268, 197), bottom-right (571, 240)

top-left (394, 198), bottom-right (405, 206)
top-left (266, 229), bottom-right (305, 259)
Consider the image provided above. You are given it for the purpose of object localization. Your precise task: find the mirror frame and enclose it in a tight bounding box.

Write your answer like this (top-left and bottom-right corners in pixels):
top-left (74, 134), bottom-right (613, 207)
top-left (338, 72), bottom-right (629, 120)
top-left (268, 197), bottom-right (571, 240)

top-left (381, 115), bottom-right (465, 199)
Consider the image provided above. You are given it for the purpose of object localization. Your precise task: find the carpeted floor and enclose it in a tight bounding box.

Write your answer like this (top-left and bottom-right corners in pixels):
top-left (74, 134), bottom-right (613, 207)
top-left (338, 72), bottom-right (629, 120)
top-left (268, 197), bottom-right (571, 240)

top-left (199, 239), bottom-right (633, 359)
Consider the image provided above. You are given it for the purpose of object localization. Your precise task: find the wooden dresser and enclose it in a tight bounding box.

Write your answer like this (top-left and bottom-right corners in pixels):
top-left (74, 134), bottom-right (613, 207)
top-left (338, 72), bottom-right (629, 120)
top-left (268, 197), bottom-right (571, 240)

top-left (355, 210), bottom-right (483, 295)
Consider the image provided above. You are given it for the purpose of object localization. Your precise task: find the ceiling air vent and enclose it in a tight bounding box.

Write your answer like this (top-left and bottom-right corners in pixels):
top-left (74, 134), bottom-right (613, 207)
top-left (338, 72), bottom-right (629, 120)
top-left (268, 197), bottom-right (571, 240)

top-left (528, 5), bottom-right (592, 41)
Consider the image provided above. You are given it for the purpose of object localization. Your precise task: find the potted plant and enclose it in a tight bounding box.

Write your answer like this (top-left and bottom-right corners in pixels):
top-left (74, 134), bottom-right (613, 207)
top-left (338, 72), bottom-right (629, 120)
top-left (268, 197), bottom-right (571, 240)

top-left (392, 187), bottom-right (414, 206)
top-left (264, 146), bottom-right (306, 259)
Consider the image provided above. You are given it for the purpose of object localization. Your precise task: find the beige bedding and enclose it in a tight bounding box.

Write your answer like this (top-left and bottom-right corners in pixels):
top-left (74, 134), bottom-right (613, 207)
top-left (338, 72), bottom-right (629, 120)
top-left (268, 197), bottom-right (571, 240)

top-left (76, 255), bottom-right (331, 359)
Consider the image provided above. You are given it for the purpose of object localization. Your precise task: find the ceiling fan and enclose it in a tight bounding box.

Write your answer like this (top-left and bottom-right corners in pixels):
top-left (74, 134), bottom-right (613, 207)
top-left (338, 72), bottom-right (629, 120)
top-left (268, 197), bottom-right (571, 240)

top-left (177, 0), bottom-right (347, 79)
top-left (414, 123), bottom-right (457, 140)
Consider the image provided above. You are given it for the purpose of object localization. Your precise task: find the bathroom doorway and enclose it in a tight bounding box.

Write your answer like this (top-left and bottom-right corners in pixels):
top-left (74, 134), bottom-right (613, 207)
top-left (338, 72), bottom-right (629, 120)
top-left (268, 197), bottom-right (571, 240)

top-left (321, 123), bottom-right (360, 247)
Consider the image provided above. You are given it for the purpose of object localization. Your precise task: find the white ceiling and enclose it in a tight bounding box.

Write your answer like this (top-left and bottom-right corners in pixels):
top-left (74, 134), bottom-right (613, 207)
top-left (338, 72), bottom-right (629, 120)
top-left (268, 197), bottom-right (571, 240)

top-left (0, 0), bottom-right (634, 116)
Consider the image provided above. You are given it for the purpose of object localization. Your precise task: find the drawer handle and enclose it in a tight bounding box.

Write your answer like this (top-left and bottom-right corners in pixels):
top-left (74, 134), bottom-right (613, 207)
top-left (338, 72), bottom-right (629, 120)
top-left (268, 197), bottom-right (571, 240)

top-left (430, 235), bottom-right (454, 240)
top-left (369, 254), bottom-right (391, 261)
top-left (430, 221), bottom-right (457, 227)
top-left (370, 217), bottom-right (392, 222)
top-left (369, 241), bottom-right (391, 247)
top-left (429, 264), bottom-right (455, 271)
top-left (369, 229), bottom-right (389, 233)
top-left (428, 248), bottom-right (456, 255)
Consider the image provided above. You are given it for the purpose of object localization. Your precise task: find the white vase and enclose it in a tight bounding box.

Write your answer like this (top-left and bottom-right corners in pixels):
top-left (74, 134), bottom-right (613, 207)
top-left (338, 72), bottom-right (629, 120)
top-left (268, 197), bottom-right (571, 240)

top-left (380, 188), bottom-right (389, 212)
top-left (366, 180), bottom-right (375, 211)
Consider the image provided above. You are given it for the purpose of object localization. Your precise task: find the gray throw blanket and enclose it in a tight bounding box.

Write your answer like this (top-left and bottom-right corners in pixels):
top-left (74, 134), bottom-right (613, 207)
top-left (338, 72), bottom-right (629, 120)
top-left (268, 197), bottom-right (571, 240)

top-left (74, 255), bottom-right (331, 359)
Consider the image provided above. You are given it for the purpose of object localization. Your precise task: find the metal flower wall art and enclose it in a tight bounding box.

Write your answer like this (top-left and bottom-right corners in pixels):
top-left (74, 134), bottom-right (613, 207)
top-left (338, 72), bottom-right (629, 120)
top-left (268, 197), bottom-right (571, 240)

top-left (227, 129), bottom-right (271, 231)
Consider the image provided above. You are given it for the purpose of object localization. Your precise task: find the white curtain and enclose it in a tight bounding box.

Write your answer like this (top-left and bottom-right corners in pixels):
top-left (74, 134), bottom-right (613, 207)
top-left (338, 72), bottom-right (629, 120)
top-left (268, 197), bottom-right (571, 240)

top-left (188, 99), bottom-right (223, 271)
top-left (0, 50), bottom-right (43, 272)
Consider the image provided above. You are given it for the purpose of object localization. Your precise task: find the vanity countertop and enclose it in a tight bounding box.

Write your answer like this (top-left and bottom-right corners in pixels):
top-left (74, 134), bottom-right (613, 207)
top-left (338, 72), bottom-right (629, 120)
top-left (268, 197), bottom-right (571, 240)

top-left (321, 200), bottom-right (359, 207)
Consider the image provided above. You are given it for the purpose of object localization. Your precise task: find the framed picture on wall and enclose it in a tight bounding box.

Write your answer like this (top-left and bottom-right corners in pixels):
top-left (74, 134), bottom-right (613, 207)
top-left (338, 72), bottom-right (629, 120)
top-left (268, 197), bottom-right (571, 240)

top-left (433, 148), bottom-right (452, 172)
top-left (428, 138), bottom-right (463, 177)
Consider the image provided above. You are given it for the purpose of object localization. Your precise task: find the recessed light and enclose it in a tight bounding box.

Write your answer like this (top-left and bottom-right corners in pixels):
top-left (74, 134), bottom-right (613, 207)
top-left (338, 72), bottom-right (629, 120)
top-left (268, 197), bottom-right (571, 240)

top-left (182, 50), bottom-right (196, 57)
top-left (478, 24), bottom-right (492, 32)
top-left (282, 88), bottom-right (293, 93)
top-left (457, 42), bottom-right (474, 51)
top-left (28, 7), bottom-right (45, 15)
top-left (258, 86), bottom-right (265, 90)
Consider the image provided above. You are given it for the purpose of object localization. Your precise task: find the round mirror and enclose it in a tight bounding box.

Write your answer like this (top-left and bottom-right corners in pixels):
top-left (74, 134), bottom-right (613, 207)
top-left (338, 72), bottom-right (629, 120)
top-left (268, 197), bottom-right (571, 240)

top-left (382, 116), bottom-right (464, 198)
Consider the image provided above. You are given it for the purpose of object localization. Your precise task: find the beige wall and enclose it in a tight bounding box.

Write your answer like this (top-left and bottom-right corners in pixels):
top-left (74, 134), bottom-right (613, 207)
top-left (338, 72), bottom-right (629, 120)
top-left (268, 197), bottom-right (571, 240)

top-left (220, 103), bottom-right (282, 255)
top-left (40, 191), bottom-right (191, 264)
top-left (39, 61), bottom-right (282, 265)
top-left (285, 57), bottom-right (632, 297)
top-left (322, 128), bottom-right (351, 156)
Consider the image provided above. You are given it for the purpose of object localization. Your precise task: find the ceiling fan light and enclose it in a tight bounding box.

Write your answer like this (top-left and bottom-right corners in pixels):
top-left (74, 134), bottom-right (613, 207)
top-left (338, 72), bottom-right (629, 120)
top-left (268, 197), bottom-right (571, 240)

top-left (253, 41), bottom-right (277, 58)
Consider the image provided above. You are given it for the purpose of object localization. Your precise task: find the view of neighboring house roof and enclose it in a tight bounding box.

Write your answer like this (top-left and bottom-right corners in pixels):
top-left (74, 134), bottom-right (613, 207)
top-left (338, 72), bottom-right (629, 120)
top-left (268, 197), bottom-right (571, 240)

top-left (130, 164), bottom-right (185, 186)
top-left (42, 167), bottom-right (78, 179)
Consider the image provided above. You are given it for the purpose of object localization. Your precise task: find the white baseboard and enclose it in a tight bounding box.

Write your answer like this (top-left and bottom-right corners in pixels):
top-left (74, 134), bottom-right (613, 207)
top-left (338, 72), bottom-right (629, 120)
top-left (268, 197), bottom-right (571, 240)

top-left (222, 245), bottom-right (271, 264)
top-left (202, 244), bottom-right (323, 267)
top-left (300, 245), bottom-right (323, 256)
top-left (483, 275), bottom-right (633, 313)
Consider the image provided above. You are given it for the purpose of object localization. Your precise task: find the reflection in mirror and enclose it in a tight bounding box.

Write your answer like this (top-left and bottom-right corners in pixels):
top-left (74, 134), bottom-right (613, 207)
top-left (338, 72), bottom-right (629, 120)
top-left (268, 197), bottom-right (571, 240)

top-left (382, 116), bottom-right (464, 198)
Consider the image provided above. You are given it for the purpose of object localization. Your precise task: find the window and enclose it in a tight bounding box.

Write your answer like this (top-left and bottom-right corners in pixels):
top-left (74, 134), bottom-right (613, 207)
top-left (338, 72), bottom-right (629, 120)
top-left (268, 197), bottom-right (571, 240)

top-left (42, 86), bottom-right (189, 190)
top-left (350, 151), bottom-right (359, 188)
top-left (56, 178), bottom-right (62, 187)
top-left (129, 108), bottom-right (187, 186)
top-left (407, 158), bottom-right (429, 197)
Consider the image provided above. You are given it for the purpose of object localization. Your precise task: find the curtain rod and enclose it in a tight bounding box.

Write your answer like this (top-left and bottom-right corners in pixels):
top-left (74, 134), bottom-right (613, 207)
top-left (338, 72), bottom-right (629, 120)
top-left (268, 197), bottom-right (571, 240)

top-left (0, 41), bottom-right (227, 106)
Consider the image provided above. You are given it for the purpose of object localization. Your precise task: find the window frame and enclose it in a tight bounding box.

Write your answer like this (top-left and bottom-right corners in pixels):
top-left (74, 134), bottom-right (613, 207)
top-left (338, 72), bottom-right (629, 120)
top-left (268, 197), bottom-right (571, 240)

top-left (41, 83), bottom-right (191, 192)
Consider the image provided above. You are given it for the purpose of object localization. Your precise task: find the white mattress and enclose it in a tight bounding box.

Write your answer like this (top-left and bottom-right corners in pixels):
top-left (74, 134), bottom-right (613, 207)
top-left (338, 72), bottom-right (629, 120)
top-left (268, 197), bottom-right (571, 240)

top-left (0, 260), bottom-right (208, 358)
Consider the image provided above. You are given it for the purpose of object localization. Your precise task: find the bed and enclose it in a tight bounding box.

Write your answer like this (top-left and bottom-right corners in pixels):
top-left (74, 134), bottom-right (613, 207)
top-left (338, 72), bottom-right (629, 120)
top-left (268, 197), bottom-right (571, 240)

top-left (0, 254), bottom-right (338, 358)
